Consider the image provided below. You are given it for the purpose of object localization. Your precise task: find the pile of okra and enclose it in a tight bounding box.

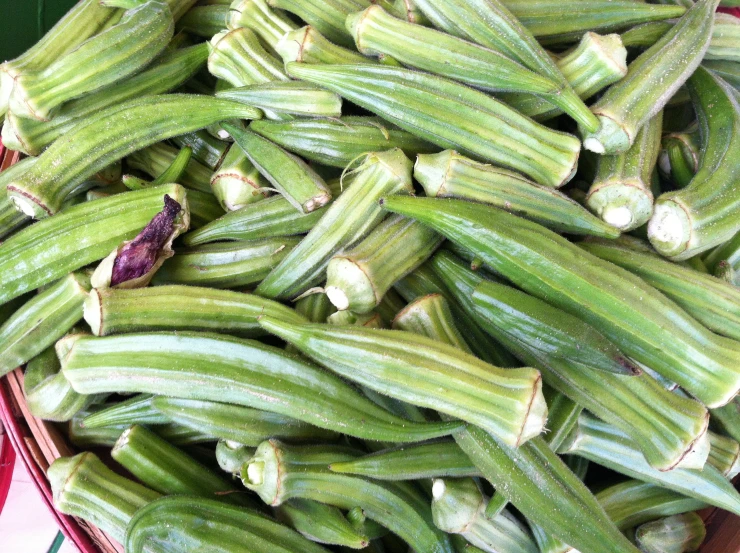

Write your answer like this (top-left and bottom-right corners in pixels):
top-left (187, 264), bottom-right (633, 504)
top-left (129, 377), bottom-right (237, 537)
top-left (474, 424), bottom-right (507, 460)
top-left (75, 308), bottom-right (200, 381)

top-left (1, 0), bottom-right (739, 551)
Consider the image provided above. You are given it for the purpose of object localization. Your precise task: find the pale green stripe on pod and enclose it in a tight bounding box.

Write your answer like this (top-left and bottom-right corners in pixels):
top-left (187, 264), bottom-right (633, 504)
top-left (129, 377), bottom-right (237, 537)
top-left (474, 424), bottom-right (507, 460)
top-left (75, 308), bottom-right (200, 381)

top-left (82, 394), bottom-right (170, 428)
top-left (0, 184), bottom-right (186, 306)
top-left (228, 0), bottom-right (298, 51)
top-left (707, 430), bottom-right (740, 478)
top-left (100, 0), bottom-right (197, 21)
top-left (68, 410), bottom-right (129, 449)
top-left (218, 81), bottom-right (343, 118)
top-left (127, 142), bottom-right (214, 194)
top-left (177, 5), bottom-right (228, 37)
top-left (276, 499), bottom-right (370, 548)
top-left (112, 425), bottom-right (251, 506)
top-left (581, 0), bottom-right (718, 154)
top-left (153, 237), bottom-right (300, 289)
top-left (216, 440), bottom-right (255, 474)
top-left (84, 284), bottom-right (305, 337)
top-left (151, 396), bottom-right (339, 445)
top-left (256, 149), bottom-right (414, 299)
top-left (415, 150), bottom-right (619, 238)
top-left (287, 63), bottom-right (580, 188)
top-left (171, 129), bottom-right (230, 171)
top-left (649, 67), bottom-right (740, 260)
top-left (6, 96), bottom-right (259, 219)
top-left (61, 332), bottom-right (463, 442)
top-left (295, 292), bottom-right (336, 323)
top-left (208, 27), bottom-right (289, 88)
top-left (276, 26), bottom-right (371, 65)
top-left (268, 0), bottom-right (371, 47)
top-left (258, 318), bottom-right (547, 446)
top-left (559, 413), bottom-right (740, 516)
top-left (382, 195), bottom-right (740, 408)
top-left (635, 513), bottom-right (706, 553)
top-left (9, 1), bottom-right (174, 121)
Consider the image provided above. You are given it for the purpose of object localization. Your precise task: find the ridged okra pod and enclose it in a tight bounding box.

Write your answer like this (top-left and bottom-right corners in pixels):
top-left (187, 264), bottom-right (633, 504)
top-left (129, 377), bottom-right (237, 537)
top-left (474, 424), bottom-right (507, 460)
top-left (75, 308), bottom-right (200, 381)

top-left (125, 496), bottom-right (332, 553)
top-left (0, 159), bottom-right (33, 240)
top-left (580, 239), bottom-right (740, 342)
top-left (216, 440), bottom-right (255, 474)
top-left (383, 195), bottom-right (740, 408)
top-left (0, 184), bottom-right (186, 306)
top-left (112, 425), bottom-right (250, 506)
top-left (256, 149), bottom-right (414, 299)
top-left (82, 394), bottom-right (169, 428)
top-left (250, 116), bottom-right (436, 168)
top-left (151, 396), bottom-right (338, 445)
top-left (707, 431), bottom-right (740, 478)
top-left (649, 67), bottom-right (740, 259)
top-left (228, 0), bottom-right (298, 51)
top-left (9, 1), bottom-right (174, 121)
top-left (287, 63), bottom-right (580, 188)
top-left (2, 43), bottom-right (208, 156)
top-left (127, 142), bottom-right (213, 193)
top-left (242, 440), bottom-right (455, 553)
top-left (101, 0), bottom-right (197, 20)
top-left (259, 317), bottom-right (547, 446)
top-left (392, 293), bottom-right (473, 353)
top-left (0, 272), bottom-right (90, 377)
top-left (586, 111), bottom-right (663, 231)
top-left (277, 499), bottom-right (370, 548)
top-left (559, 413), bottom-right (740, 516)
top-left (635, 513), bottom-right (706, 553)
top-left (706, 13), bottom-right (740, 62)
top-left (659, 128), bottom-right (701, 188)
top-left (171, 129), bottom-right (230, 170)
top-left (49, 452), bottom-right (161, 544)
top-left (226, 124), bottom-right (332, 213)
top-left (415, 150), bottom-right (619, 238)
top-left (325, 215), bottom-right (443, 313)
top-left (61, 332), bottom-right (462, 442)
top-left (295, 292), bottom-right (336, 323)
top-left (705, 230), bottom-right (740, 284)
top-left (703, 59), bottom-right (740, 91)
top-left (177, 4), bottom-right (228, 37)
top-left (276, 26), bottom-right (371, 65)
top-left (186, 189), bottom-right (224, 229)
top-left (6, 96), bottom-right (259, 219)
top-left (327, 310), bottom-right (384, 327)
top-left (268, 0), bottom-right (370, 47)
top-left (219, 81), bottom-right (343, 118)
top-left (581, 0), bottom-right (718, 154)
top-left (84, 285), bottom-right (305, 337)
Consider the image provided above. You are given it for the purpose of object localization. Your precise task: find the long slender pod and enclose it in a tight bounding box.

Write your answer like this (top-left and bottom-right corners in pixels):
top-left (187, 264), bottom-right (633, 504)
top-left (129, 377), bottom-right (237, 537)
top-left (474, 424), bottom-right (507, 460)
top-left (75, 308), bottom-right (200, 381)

top-left (267, 0), bottom-right (371, 47)
top-left (81, 394), bottom-right (170, 428)
top-left (276, 498), bottom-right (370, 548)
top-left (228, 0), bottom-right (298, 51)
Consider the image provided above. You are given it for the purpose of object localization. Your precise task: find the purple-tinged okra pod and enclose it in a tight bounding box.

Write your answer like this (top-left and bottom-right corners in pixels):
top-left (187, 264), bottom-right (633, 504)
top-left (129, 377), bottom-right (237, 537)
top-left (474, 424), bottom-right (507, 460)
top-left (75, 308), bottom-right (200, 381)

top-left (9, 1), bottom-right (174, 121)
top-left (581, 0), bottom-right (718, 154)
top-left (176, 4), bottom-right (228, 37)
top-left (61, 331), bottom-right (463, 442)
top-left (171, 129), bottom-right (230, 171)
top-left (276, 499), bottom-right (370, 549)
top-left (218, 81), bottom-right (343, 118)
top-left (383, 195), bottom-right (740, 408)
top-left (228, 0), bottom-right (298, 51)
top-left (242, 440), bottom-right (455, 553)
top-left (48, 452), bottom-right (161, 544)
top-left (415, 150), bottom-right (619, 238)
top-left (216, 440), bottom-right (255, 475)
top-left (6, 96), bottom-right (260, 219)
top-left (268, 0), bottom-right (370, 47)
top-left (585, 111), bottom-right (663, 231)
top-left (649, 66), bottom-right (740, 260)
top-left (287, 63), bottom-right (580, 188)
top-left (81, 394), bottom-right (170, 429)
top-left (707, 431), bottom-right (740, 479)
top-left (127, 143), bottom-right (218, 194)
top-left (559, 413), bottom-right (740, 516)
top-left (635, 513), bottom-right (706, 553)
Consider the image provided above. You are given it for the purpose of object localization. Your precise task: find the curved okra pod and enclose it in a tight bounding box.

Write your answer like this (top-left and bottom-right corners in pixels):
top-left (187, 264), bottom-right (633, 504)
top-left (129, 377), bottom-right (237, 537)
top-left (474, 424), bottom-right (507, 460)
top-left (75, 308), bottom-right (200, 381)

top-left (586, 111), bottom-right (663, 231)
top-left (82, 394), bottom-right (170, 428)
top-left (61, 332), bottom-right (462, 442)
top-left (228, 0), bottom-right (297, 51)
top-left (635, 513), bottom-right (706, 553)
top-left (267, 0), bottom-right (370, 47)
top-left (218, 81), bottom-right (343, 118)
top-left (216, 440), bottom-right (255, 474)
top-left (558, 413), bottom-right (740, 516)
top-left (649, 67), bottom-right (740, 259)
top-left (258, 317), bottom-right (547, 446)
top-left (6, 96), bottom-right (260, 219)
top-left (151, 396), bottom-right (338, 445)
top-left (177, 4), bottom-right (228, 37)
top-left (242, 440), bottom-right (455, 553)
top-left (276, 499), bottom-right (370, 548)
top-left (127, 142), bottom-right (213, 193)
top-left (84, 285), bottom-right (305, 337)
top-left (415, 150), bottom-right (619, 238)
top-left (49, 452), bottom-right (161, 544)
top-left (287, 63), bottom-right (580, 188)
top-left (276, 26), bottom-right (372, 65)
top-left (706, 13), bottom-right (740, 62)
top-left (659, 128), bottom-right (701, 188)
top-left (9, 1), bottom-right (174, 121)
top-left (704, 230), bottom-right (740, 280)
top-left (581, 0), bottom-right (718, 154)
top-left (382, 195), bottom-right (740, 408)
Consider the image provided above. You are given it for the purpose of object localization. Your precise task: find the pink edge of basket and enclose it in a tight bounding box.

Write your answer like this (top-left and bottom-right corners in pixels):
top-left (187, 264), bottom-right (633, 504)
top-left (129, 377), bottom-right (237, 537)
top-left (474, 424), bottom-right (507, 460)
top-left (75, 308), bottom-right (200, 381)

top-left (0, 415), bottom-right (15, 514)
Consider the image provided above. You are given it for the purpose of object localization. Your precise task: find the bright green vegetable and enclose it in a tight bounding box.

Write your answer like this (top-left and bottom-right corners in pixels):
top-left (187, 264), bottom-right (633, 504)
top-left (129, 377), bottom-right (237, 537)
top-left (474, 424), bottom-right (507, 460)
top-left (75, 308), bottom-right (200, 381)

top-left (659, 127), bottom-right (701, 188)
top-left (277, 499), bottom-right (370, 548)
top-left (177, 4), bottom-right (228, 37)
top-left (81, 394), bottom-right (170, 428)
top-left (712, 398), bottom-right (740, 443)
top-left (703, 59), bottom-right (740, 91)
top-left (171, 129), bottom-right (230, 171)
top-left (216, 440), bottom-right (255, 474)
top-left (228, 0), bottom-right (298, 51)
top-left (276, 25), bottom-right (372, 65)
top-left (127, 142), bottom-right (213, 193)
top-left (209, 145), bottom-right (268, 212)
top-left (100, 0), bottom-right (197, 20)
top-left (327, 310), bottom-right (385, 327)
top-left (267, 0), bottom-right (371, 47)
top-left (635, 513), bottom-right (706, 553)
top-left (219, 81), bottom-right (343, 118)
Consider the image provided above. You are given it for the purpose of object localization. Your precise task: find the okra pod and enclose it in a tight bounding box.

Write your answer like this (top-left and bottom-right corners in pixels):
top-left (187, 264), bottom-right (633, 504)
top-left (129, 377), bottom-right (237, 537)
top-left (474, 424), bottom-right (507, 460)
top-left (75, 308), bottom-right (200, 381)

top-left (187, 189), bottom-right (226, 229)
top-left (209, 146), bottom-right (268, 211)
top-left (558, 413), bottom-right (740, 516)
top-left (49, 452), bottom-right (160, 544)
top-left (276, 26), bottom-right (371, 65)
top-left (659, 128), bottom-right (701, 188)
top-left (216, 440), bottom-right (255, 474)
top-left (383, 195), bottom-right (740, 408)
top-left (68, 409), bottom-right (129, 449)
top-left (177, 4), bottom-right (228, 37)
top-left (712, 398), bottom-right (740, 443)
top-left (392, 294), bottom-right (473, 353)
top-left (218, 81), bottom-right (343, 118)
top-left (327, 310), bottom-right (385, 327)
top-left (702, 59), bottom-right (740, 91)
top-left (287, 63), bottom-right (580, 188)
top-left (346, 506), bottom-right (388, 541)
top-left (415, 150), bottom-right (618, 238)
top-left (581, 0), bottom-right (718, 154)
top-left (704, 230), bottom-right (740, 279)
top-left (82, 394), bottom-right (170, 428)
top-left (6, 96), bottom-right (259, 218)
top-left (268, 0), bottom-right (371, 47)
top-left (0, 159), bottom-right (33, 240)
top-left (295, 292), bottom-right (336, 323)
top-left (9, 1), bottom-right (174, 121)
top-left (276, 498), bottom-right (370, 548)
top-left (127, 142), bottom-right (213, 193)
top-left (707, 431), bottom-right (740, 478)
top-left (228, 0), bottom-right (298, 51)
top-left (101, 0), bottom-right (197, 20)
top-left (255, 149), bottom-right (413, 299)
top-left (171, 129), bottom-right (230, 170)
top-left (648, 66), bottom-right (740, 259)
top-left (151, 396), bottom-right (338, 445)
top-left (635, 513), bottom-right (706, 553)
top-left (61, 332), bottom-right (462, 442)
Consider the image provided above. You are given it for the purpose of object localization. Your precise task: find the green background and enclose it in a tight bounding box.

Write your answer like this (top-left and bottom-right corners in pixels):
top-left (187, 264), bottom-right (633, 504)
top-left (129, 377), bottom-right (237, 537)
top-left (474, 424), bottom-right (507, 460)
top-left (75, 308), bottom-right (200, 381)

top-left (0, 0), bottom-right (79, 62)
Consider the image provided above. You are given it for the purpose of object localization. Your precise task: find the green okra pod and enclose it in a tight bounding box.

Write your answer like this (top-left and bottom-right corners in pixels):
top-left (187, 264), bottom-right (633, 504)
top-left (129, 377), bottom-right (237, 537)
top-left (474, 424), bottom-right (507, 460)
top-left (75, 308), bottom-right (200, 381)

top-left (82, 394), bottom-right (170, 428)
top-left (0, 162), bottom-right (32, 240)
top-left (228, 0), bottom-right (298, 51)
top-left (61, 332), bottom-right (462, 442)
top-left (149, 145), bottom-right (193, 187)
top-left (392, 294), bottom-right (473, 353)
top-left (559, 413), bottom-right (740, 516)
top-left (295, 292), bottom-right (336, 323)
top-left (242, 440), bottom-right (455, 553)
top-left (84, 284), bottom-right (305, 337)
top-left (581, 0), bottom-right (718, 154)
top-left (327, 310), bottom-right (385, 328)
top-left (659, 128), bottom-right (701, 189)
top-left (325, 214), bottom-right (443, 313)
top-left (177, 4), bottom-right (228, 37)
top-left (635, 513), bottom-right (706, 553)
top-left (6, 96), bottom-right (259, 219)
top-left (101, 0), bottom-right (197, 20)
top-left (713, 401), bottom-right (740, 447)
top-left (151, 396), bottom-right (338, 445)
top-left (216, 440), bottom-right (255, 474)
top-left (186, 189), bottom-right (225, 229)
top-left (259, 317), bottom-right (547, 446)
top-left (707, 430), bottom-right (740, 478)
top-left (382, 195), bottom-right (740, 408)
top-left (49, 452), bottom-right (161, 544)
top-left (415, 150), bottom-right (619, 239)
top-left (127, 142), bottom-right (213, 193)
top-left (287, 63), bottom-right (580, 188)
top-left (218, 81), bottom-right (343, 118)
top-left (68, 409), bottom-right (129, 449)
top-left (226, 124), bottom-right (332, 214)
top-left (276, 499), bottom-right (370, 549)
top-left (171, 129), bottom-right (230, 171)
top-left (112, 425), bottom-right (251, 506)
top-left (276, 25), bottom-right (372, 65)
top-left (375, 288), bottom-right (406, 325)
top-left (704, 230), bottom-right (740, 280)
top-left (703, 59), bottom-right (740, 91)
top-left (9, 1), bottom-right (174, 121)
top-left (706, 13), bottom-right (740, 62)
top-left (268, 0), bottom-right (370, 47)
top-left (586, 111), bottom-right (663, 231)
top-left (649, 66), bottom-right (740, 260)
top-left (209, 146), bottom-right (269, 211)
